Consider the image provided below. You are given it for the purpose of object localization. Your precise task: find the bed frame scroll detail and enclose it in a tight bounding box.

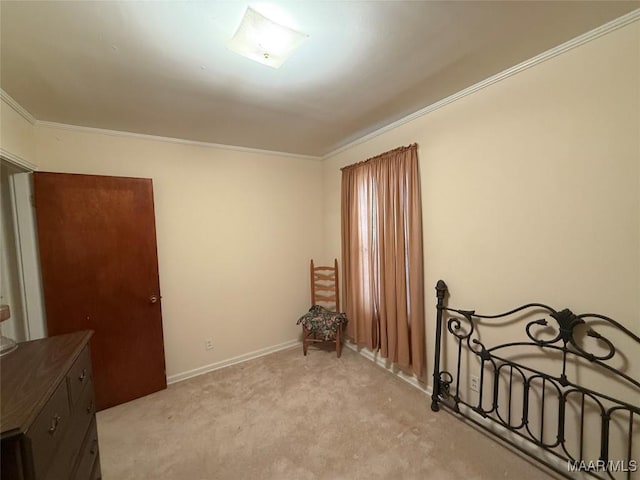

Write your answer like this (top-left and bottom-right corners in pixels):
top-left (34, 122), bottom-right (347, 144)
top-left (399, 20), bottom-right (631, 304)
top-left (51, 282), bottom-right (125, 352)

top-left (430, 280), bottom-right (639, 480)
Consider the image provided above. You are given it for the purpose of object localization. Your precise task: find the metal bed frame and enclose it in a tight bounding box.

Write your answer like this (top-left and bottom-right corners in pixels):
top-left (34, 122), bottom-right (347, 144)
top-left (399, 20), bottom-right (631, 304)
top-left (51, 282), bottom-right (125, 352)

top-left (430, 280), bottom-right (639, 479)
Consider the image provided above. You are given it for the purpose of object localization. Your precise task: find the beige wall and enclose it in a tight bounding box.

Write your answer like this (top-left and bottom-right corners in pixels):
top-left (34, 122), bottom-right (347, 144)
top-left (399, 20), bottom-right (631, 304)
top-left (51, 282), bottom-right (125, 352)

top-left (31, 127), bottom-right (324, 378)
top-left (0, 100), bottom-right (326, 378)
top-left (323, 20), bottom-right (640, 394)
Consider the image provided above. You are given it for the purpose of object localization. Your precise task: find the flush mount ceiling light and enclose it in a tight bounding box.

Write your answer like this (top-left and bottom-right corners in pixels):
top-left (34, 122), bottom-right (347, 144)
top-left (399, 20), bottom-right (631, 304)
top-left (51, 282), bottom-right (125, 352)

top-left (227, 7), bottom-right (308, 69)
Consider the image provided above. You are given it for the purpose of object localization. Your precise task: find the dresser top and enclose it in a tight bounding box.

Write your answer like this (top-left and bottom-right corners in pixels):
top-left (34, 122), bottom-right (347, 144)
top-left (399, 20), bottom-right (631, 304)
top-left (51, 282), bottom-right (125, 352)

top-left (1, 331), bottom-right (93, 439)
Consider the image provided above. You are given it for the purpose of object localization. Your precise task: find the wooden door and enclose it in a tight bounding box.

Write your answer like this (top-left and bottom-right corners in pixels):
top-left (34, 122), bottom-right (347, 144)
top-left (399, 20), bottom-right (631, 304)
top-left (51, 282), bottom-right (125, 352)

top-left (33, 172), bottom-right (166, 410)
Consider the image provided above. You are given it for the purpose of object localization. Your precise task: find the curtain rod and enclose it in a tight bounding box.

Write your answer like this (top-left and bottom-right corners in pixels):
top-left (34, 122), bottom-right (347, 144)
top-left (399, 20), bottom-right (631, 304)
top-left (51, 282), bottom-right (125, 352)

top-left (340, 143), bottom-right (417, 171)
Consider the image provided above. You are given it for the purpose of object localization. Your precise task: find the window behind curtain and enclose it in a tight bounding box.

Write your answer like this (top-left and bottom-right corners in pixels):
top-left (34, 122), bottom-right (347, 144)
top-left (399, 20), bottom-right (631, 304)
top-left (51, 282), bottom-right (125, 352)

top-left (341, 144), bottom-right (425, 376)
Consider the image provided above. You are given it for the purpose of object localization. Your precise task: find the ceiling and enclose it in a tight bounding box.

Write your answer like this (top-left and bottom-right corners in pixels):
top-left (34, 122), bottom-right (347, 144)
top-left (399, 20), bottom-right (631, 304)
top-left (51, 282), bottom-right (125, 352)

top-left (1, 1), bottom-right (638, 157)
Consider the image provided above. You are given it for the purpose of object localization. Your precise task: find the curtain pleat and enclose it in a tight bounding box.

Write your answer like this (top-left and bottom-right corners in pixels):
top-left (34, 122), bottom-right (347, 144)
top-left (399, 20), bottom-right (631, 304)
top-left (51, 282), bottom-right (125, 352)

top-left (341, 144), bottom-right (425, 376)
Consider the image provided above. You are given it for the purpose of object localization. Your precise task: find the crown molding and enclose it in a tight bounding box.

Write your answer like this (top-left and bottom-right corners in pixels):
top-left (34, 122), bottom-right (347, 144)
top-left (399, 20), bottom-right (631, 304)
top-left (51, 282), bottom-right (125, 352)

top-left (0, 148), bottom-right (38, 171)
top-left (0, 90), bottom-right (36, 125)
top-left (2, 8), bottom-right (638, 162)
top-left (35, 120), bottom-right (322, 161)
top-left (322, 8), bottom-right (640, 160)
top-left (0, 91), bottom-right (321, 161)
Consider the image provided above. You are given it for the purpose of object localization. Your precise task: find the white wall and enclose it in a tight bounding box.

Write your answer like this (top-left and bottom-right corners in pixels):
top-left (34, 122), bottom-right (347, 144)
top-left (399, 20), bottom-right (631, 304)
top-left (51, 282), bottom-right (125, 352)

top-left (31, 127), bottom-right (324, 379)
top-left (323, 21), bottom-right (640, 390)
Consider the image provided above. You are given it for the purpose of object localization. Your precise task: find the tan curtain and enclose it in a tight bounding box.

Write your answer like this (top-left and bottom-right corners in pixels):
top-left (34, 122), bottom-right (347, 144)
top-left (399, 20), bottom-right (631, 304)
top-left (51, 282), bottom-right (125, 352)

top-left (341, 144), bottom-right (425, 376)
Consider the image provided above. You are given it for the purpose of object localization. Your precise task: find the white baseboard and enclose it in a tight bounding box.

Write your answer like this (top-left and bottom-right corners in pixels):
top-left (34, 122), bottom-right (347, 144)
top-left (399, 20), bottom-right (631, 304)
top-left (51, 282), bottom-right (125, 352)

top-left (167, 339), bottom-right (301, 384)
top-left (343, 341), bottom-right (432, 396)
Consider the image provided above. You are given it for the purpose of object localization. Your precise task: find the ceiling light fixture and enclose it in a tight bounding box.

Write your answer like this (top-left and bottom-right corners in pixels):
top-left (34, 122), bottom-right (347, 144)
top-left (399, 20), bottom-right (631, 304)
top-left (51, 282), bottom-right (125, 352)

top-left (227, 7), bottom-right (308, 69)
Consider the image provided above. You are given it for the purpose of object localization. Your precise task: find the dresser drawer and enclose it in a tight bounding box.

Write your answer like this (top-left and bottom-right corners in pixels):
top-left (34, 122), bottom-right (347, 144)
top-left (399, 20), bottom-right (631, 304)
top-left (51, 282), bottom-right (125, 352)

top-left (72, 419), bottom-right (100, 480)
top-left (67, 347), bottom-right (92, 406)
top-left (44, 379), bottom-right (96, 480)
top-left (1, 332), bottom-right (99, 480)
top-left (26, 380), bottom-right (71, 480)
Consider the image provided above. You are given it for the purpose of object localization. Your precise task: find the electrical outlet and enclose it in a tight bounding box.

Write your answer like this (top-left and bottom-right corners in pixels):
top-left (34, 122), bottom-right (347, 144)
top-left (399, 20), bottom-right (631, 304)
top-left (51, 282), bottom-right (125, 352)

top-left (205, 339), bottom-right (214, 350)
top-left (470, 375), bottom-right (479, 393)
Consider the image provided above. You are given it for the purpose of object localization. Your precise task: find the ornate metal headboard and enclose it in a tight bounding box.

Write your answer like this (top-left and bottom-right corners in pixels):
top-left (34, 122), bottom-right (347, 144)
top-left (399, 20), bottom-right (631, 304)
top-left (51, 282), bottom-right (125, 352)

top-left (430, 280), bottom-right (639, 479)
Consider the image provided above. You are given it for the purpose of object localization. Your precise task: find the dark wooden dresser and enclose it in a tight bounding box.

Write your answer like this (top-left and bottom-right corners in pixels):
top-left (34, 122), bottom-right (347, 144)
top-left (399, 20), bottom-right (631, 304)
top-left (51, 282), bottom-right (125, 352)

top-left (1, 331), bottom-right (101, 480)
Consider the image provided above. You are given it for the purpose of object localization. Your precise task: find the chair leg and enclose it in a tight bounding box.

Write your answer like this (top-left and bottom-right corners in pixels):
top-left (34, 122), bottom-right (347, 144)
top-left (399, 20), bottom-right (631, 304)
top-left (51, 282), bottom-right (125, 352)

top-left (302, 326), bottom-right (308, 356)
top-left (336, 327), bottom-right (342, 358)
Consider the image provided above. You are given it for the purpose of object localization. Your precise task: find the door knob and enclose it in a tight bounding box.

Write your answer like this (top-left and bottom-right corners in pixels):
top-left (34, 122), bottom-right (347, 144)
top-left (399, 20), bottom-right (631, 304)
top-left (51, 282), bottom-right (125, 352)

top-left (149, 295), bottom-right (159, 304)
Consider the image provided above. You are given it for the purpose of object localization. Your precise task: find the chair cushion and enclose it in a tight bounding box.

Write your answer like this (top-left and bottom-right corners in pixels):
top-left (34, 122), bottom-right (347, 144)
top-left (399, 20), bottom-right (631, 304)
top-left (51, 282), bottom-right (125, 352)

top-left (297, 305), bottom-right (348, 341)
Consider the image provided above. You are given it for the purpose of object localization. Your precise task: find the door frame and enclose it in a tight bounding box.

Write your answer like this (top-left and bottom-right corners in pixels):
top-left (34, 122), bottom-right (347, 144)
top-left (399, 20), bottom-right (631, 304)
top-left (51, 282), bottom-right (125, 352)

top-left (0, 150), bottom-right (47, 340)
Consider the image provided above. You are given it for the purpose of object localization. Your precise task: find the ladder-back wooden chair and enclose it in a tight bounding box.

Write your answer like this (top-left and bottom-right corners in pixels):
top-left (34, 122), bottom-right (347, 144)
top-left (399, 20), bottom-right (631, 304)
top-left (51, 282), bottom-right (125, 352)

top-left (297, 259), bottom-right (347, 357)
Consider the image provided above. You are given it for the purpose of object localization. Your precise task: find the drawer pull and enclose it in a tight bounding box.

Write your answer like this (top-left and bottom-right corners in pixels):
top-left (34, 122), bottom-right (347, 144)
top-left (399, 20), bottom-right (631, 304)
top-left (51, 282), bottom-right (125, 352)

top-left (78, 368), bottom-right (87, 382)
top-left (86, 400), bottom-right (94, 414)
top-left (48, 415), bottom-right (62, 435)
top-left (90, 439), bottom-right (98, 455)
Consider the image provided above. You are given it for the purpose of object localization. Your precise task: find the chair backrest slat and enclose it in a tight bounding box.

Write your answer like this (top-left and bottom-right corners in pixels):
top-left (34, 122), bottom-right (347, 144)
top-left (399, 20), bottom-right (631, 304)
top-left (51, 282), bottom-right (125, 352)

top-left (310, 259), bottom-right (340, 312)
top-left (314, 273), bottom-right (334, 281)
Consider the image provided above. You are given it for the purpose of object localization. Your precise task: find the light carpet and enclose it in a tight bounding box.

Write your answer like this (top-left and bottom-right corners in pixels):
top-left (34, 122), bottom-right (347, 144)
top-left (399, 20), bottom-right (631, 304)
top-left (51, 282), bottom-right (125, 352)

top-left (97, 345), bottom-right (555, 479)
